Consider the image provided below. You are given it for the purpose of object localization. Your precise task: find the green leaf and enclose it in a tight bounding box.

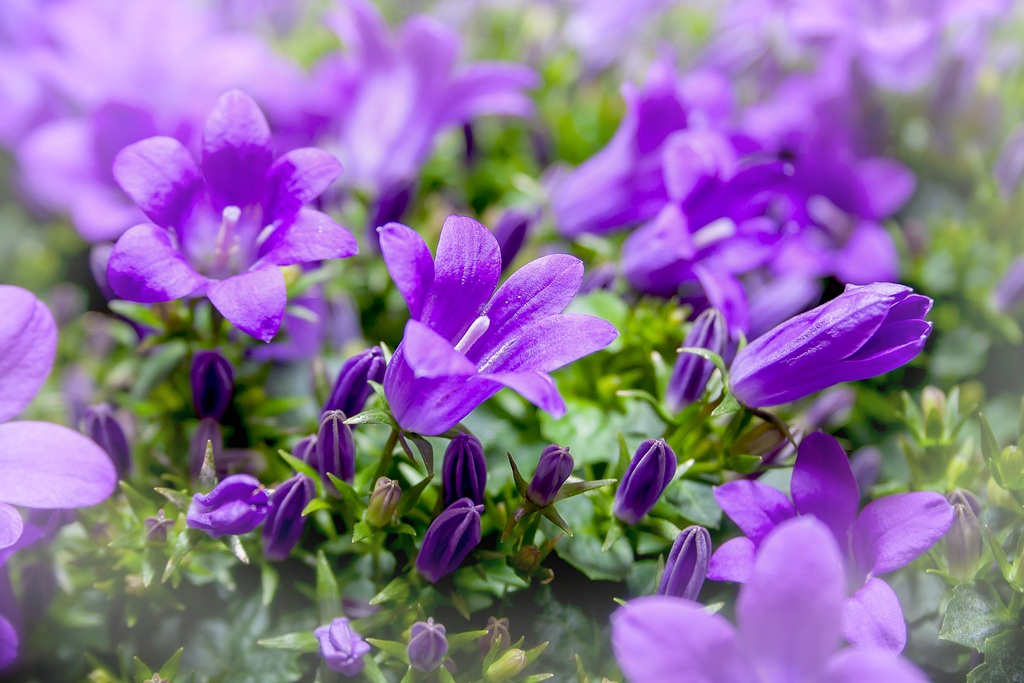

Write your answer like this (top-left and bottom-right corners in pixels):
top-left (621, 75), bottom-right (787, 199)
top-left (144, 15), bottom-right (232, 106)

top-left (154, 487), bottom-right (191, 512)
top-left (316, 550), bottom-right (341, 621)
top-left (676, 346), bottom-right (729, 383)
top-left (260, 563), bottom-right (279, 607)
top-left (158, 648), bottom-right (184, 681)
top-left (118, 481), bottom-right (152, 520)
top-left (257, 632), bottom-right (319, 653)
top-left (344, 408), bottom-right (397, 427)
top-left (224, 535), bottom-right (250, 564)
top-left (939, 582), bottom-right (1014, 650)
top-left (278, 451), bottom-right (322, 490)
top-left (198, 440), bottom-right (218, 491)
top-left (301, 498), bottom-right (334, 517)
top-left (162, 529), bottom-right (199, 583)
top-left (711, 393), bottom-right (742, 417)
top-left (370, 576), bottom-right (410, 605)
top-left (437, 664), bottom-right (457, 683)
top-left (407, 434), bottom-right (435, 474)
top-left (362, 656), bottom-right (390, 683)
top-left (351, 521), bottom-right (376, 544)
top-left (967, 629), bottom-right (1024, 682)
top-left (601, 521), bottom-right (624, 553)
top-left (521, 675), bottom-right (554, 683)
top-left (555, 478), bottom-right (616, 502)
top-left (395, 475), bottom-right (434, 518)
top-left (980, 415), bottom-right (1002, 485)
top-left (446, 629), bottom-right (489, 650)
top-left (365, 638), bottom-right (409, 662)
top-left (133, 656), bottom-right (154, 681)
top-left (507, 452), bottom-right (529, 494)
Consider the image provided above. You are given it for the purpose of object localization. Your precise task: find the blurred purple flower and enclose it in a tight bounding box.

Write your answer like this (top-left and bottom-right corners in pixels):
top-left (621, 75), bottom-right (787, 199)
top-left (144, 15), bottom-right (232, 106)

top-left (993, 254), bottom-right (1024, 314)
top-left (262, 474), bottom-right (315, 561)
top-left (186, 473), bottom-right (270, 538)
top-left (315, 617), bottom-right (370, 676)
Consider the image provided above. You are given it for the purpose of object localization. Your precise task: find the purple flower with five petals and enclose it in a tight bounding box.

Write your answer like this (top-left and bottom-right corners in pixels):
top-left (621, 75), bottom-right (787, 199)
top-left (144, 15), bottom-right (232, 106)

top-left (106, 90), bottom-right (358, 342)
top-left (708, 432), bottom-right (954, 653)
top-left (379, 215), bottom-right (618, 435)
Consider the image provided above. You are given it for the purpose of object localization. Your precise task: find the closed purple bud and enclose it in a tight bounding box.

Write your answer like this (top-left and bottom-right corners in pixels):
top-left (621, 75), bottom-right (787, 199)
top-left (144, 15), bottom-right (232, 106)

top-left (144, 510), bottom-right (173, 542)
top-left (314, 617), bottom-right (370, 676)
top-left (993, 255), bottom-right (1024, 314)
top-left (324, 347), bottom-right (386, 416)
top-left (491, 209), bottom-right (533, 270)
top-left (186, 474), bottom-right (270, 538)
top-left (442, 433), bottom-right (487, 507)
top-left (666, 309), bottom-right (727, 412)
top-left (613, 439), bottom-right (677, 525)
top-left (408, 618), bottom-right (448, 672)
top-left (480, 617), bottom-right (511, 655)
top-left (657, 525), bottom-right (711, 599)
top-left (416, 498), bottom-right (484, 583)
top-left (262, 474), bottom-right (316, 561)
top-left (525, 445), bottom-right (574, 508)
top-left (365, 477), bottom-right (402, 528)
top-left (83, 403), bottom-right (131, 478)
top-left (946, 489), bottom-right (982, 580)
top-left (191, 350), bottom-right (235, 421)
top-left (293, 435), bottom-right (317, 465)
top-left (315, 410), bottom-right (356, 488)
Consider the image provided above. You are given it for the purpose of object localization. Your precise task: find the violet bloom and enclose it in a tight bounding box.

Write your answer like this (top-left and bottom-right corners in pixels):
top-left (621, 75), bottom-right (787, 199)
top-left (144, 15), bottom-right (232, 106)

top-left (261, 474), bottom-right (315, 561)
top-left (82, 403), bottom-right (131, 478)
top-left (416, 498), bottom-right (484, 583)
top-left (315, 617), bottom-right (370, 676)
top-left (442, 433), bottom-right (487, 507)
top-left (323, 347), bottom-right (386, 417)
top-left (612, 517), bottom-right (928, 683)
top-left (613, 439), bottom-right (677, 525)
top-left (709, 432), bottom-right (954, 653)
top-left (666, 308), bottom-right (727, 413)
top-left (0, 286), bottom-right (117, 669)
top-left (106, 90), bottom-right (358, 342)
top-left (657, 525), bottom-right (711, 600)
top-left (186, 474), bottom-right (270, 538)
top-left (729, 283), bottom-right (932, 408)
top-left (525, 445), bottom-right (574, 508)
top-left (379, 216), bottom-right (617, 436)
top-left (191, 350), bottom-right (234, 421)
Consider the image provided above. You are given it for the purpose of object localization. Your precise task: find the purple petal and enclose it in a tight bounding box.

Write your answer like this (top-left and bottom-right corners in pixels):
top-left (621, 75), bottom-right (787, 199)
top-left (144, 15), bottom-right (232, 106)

top-left (477, 313), bottom-right (618, 375)
top-left (852, 492), bottom-right (954, 576)
top-left (738, 517), bottom-right (846, 681)
top-left (107, 224), bottom-right (207, 303)
top-left (843, 578), bottom-right (907, 653)
top-left (834, 222), bottom-right (899, 285)
top-left (401, 320), bottom-right (477, 379)
top-left (823, 648), bottom-right (928, 683)
top-left (201, 89), bottom-right (273, 210)
top-left (713, 480), bottom-right (796, 545)
top-left (0, 286), bottom-right (56, 422)
top-left (792, 432), bottom-right (859, 546)
top-left (378, 222), bottom-right (435, 319)
top-left (207, 266), bottom-right (286, 343)
top-left (707, 536), bottom-right (756, 583)
top-left (855, 159), bottom-right (916, 219)
top-left (112, 136), bottom-right (202, 229)
top-left (0, 504), bottom-right (22, 551)
top-left (0, 613), bottom-right (15, 670)
top-left (264, 148), bottom-right (343, 221)
top-left (0, 421), bottom-right (116, 509)
top-left (482, 371), bottom-right (565, 416)
top-left (258, 209), bottom-right (358, 266)
top-left (611, 596), bottom-right (753, 683)
top-left (444, 62), bottom-right (539, 123)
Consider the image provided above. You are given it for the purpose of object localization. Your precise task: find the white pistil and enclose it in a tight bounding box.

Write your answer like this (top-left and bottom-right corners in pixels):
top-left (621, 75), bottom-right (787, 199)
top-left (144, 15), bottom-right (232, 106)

top-left (213, 206), bottom-right (242, 268)
top-left (454, 315), bottom-right (491, 354)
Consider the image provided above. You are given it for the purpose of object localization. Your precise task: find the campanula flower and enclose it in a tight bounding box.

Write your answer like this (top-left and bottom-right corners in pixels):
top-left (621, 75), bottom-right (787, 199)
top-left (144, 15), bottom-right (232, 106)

top-left (191, 350), bottom-right (234, 421)
top-left (106, 90), bottom-right (358, 342)
top-left (657, 525), bottom-right (711, 600)
top-left (613, 439), bottom-right (677, 525)
top-left (666, 309), bottom-right (727, 413)
top-left (82, 403), bottom-right (131, 478)
top-left (442, 434), bottom-right (487, 507)
top-left (491, 208), bottom-right (535, 271)
top-left (315, 411), bottom-right (356, 488)
top-left (416, 498), bottom-right (484, 583)
top-left (407, 618), bottom-right (448, 673)
top-left (525, 445), bottom-right (574, 508)
top-left (186, 474), bottom-right (270, 538)
top-left (314, 617), bottom-right (370, 676)
top-left (380, 215), bottom-right (617, 435)
top-left (323, 347), bottom-right (385, 417)
top-left (261, 474), bottom-right (315, 561)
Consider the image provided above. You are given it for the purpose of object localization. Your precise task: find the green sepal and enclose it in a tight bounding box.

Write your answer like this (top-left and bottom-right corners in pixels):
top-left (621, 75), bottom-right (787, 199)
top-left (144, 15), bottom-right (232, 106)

top-left (257, 632), bottom-right (319, 652)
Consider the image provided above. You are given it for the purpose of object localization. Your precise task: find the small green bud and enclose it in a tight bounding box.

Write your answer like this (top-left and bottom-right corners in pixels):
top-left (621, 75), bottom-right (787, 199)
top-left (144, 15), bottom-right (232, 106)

top-left (999, 446), bottom-right (1024, 488)
top-left (485, 648), bottom-right (526, 683)
top-left (365, 477), bottom-right (402, 527)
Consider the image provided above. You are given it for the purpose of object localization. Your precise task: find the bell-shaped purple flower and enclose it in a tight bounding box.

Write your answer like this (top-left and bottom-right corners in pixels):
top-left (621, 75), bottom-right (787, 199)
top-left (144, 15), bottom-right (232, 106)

top-left (83, 404), bottom-right (131, 478)
top-left (666, 309), bottom-right (727, 412)
top-left (261, 474), bottom-right (315, 561)
top-left (106, 89), bottom-right (358, 342)
top-left (379, 216), bottom-right (617, 435)
top-left (442, 433), bottom-right (487, 507)
top-left (613, 439), bottom-right (677, 525)
top-left (186, 474), bottom-right (270, 538)
top-left (190, 350), bottom-right (234, 421)
top-left (315, 410), bottom-right (356, 487)
top-left (415, 498), bottom-right (484, 583)
top-left (657, 525), bottom-right (711, 600)
top-left (525, 445), bottom-right (574, 508)
top-left (729, 283), bottom-right (933, 408)
top-left (323, 347), bottom-right (385, 416)
top-left (408, 618), bottom-right (448, 673)
top-left (314, 617), bottom-right (370, 676)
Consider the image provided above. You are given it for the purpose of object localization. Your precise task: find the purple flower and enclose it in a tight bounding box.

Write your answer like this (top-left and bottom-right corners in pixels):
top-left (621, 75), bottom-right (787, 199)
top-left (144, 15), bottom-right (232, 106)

top-left (612, 517), bottom-right (929, 683)
top-left (106, 90), bottom-right (358, 342)
top-left (708, 432), bottom-right (954, 653)
top-left (315, 411), bottom-right (356, 488)
top-left (993, 254), bottom-right (1024, 314)
top-left (186, 474), bottom-right (270, 538)
top-left (82, 403), bottom-right (131, 478)
top-left (442, 433), bottom-right (487, 507)
top-left (293, 434), bottom-right (317, 466)
top-left (525, 444), bottom-right (574, 508)
top-left (666, 308), bottom-right (728, 413)
top-left (261, 474), bottom-right (315, 561)
top-left (491, 208), bottom-right (535, 271)
top-left (416, 498), bottom-right (484, 583)
top-left (657, 525), bottom-right (711, 600)
top-left (191, 350), bottom-right (234, 421)
top-left (324, 347), bottom-right (386, 417)
top-left (729, 283), bottom-right (932, 408)
top-left (613, 439), bottom-right (677, 525)
top-left (314, 617), bottom-right (370, 676)
top-left (379, 215), bottom-right (617, 436)
top-left (407, 618), bottom-right (448, 673)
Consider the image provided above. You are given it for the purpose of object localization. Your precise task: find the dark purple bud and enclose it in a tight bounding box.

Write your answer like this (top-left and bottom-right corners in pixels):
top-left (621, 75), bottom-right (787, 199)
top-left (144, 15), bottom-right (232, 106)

top-left (946, 489), bottom-right (982, 580)
top-left (191, 350), bottom-right (234, 421)
top-left (371, 180), bottom-right (415, 230)
top-left (144, 510), bottom-right (174, 542)
top-left (314, 617), bottom-right (370, 676)
top-left (850, 447), bottom-right (882, 496)
top-left (480, 617), bottom-right (511, 655)
top-left (580, 262), bottom-right (617, 294)
top-left (408, 618), bottom-right (448, 673)
top-left (613, 439), bottom-right (677, 525)
top-left (993, 254), bottom-right (1024, 314)
top-left (262, 474), bottom-right (316, 561)
top-left (342, 597), bottom-right (380, 619)
top-left (324, 347), bottom-right (386, 416)
top-left (666, 309), bottom-right (727, 412)
top-left (657, 525), bottom-right (710, 599)
top-left (525, 445), bottom-right (574, 508)
top-left (365, 477), bottom-right (402, 528)
top-left (442, 433), bottom-right (487, 507)
top-left (293, 435), bottom-right (317, 466)
top-left (189, 418), bottom-right (223, 479)
top-left (83, 403), bottom-right (131, 478)
top-left (463, 122), bottom-right (477, 165)
top-left (186, 474), bottom-right (270, 538)
top-left (491, 209), bottom-right (534, 271)
top-left (315, 410), bottom-right (356, 488)
top-left (89, 243), bottom-right (115, 300)
top-left (416, 498), bottom-right (483, 583)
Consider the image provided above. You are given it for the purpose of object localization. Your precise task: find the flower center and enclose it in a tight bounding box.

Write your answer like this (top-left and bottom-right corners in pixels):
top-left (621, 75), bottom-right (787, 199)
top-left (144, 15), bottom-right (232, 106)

top-left (454, 315), bottom-right (491, 355)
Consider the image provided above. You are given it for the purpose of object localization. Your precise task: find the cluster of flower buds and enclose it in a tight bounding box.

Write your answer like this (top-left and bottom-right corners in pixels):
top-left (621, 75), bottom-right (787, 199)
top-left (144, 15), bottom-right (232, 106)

top-left (525, 445), bottom-right (574, 508)
top-left (365, 477), bottom-right (402, 528)
top-left (613, 439), bottom-right (677, 525)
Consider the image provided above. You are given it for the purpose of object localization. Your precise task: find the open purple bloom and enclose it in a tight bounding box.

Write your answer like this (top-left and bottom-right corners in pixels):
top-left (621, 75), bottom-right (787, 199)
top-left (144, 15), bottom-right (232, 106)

top-left (186, 473), bottom-right (271, 538)
top-left (380, 215), bottom-right (617, 435)
top-left (708, 432), bottom-right (954, 653)
top-left (106, 90), bottom-right (358, 342)
top-left (612, 516), bottom-right (929, 683)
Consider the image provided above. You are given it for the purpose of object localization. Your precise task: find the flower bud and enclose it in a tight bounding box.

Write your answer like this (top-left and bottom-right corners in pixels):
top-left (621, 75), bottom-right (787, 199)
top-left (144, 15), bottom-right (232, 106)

top-left (999, 445), bottom-right (1024, 488)
top-left (442, 433), bottom-right (487, 507)
top-left (525, 445), bottom-right (574, 508)
top-left (262, 474), bottom-right (315, 561)
top-left (188, 418), bottom-right (223, 479)
top-left (293, 434), bottom-right (317, 465)
top-left (666, 309), bottom-right (727, 412)
top-left (315, 410), bottom-right (356, 488)
top-left (416, 498), bottom-right (484, 583)
top-left (946, 489), bottom-right (982, 580)
top-left (407, 618), bottom-right (448, 673)
top-left (83, 403), bottom-right (131, 478)
top-left (657, 525), bottom-right (711, 599)
top-left (144, 510), bottom-right (173, 542)
top-left (323, 347), bottom-right (386, 417)
top-left (513, 545), bottom-right (542, 572)
top-left (314, 617), bottom-right (370, 676)
top-left (613, 439), bottom-right (677, 525)
top-left (365, 477), bottom-right (402, 528)
top-left (186, 474), bottom-right (270, 538)
top-left (485, 648), bottom-right (526, 683)
top-left (492, 208), bottom-right (534, 270)
top-left (480, 617), bottom-right (511, 655)
top-left (190, 350), bottom-right (234, 421)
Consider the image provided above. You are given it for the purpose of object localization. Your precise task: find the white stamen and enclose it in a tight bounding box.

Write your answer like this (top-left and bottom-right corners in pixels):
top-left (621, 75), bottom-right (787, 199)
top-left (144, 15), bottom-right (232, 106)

top-left (454, 315), bottom-right (491, 354)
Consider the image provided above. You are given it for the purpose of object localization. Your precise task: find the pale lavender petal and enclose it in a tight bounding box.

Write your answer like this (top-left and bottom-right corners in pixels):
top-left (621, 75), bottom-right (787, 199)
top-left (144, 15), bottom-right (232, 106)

top-left (792, 432), bottom-right (859, 545)
top-left (852, 492), bottom-right (954, 576)
top-left (477, 313), bottom-right (618, 375)
top-left (258, 209), bottom-right (358, 266)
top-left (112, 136), bottom-right (202, 229)
top-left (207, 265), bottom-right (286, 343)
top-left (0, 504), bottom-right (22, 551)
top-left (0, 613), bottom-right (15, 670)
top-left (0, 286), bottom-right (56, 422)
top-left (444, 62), bottom-right (539, 123)
top-left (378, 222), bottom-right (435, 319)
top-left (0, 421), bottom-right (116, 509)
top-left (202, 89), bottom-right (273, 210)
top-left (856, 159), bottom-right (916, 219)
top-left (482, 371), bottom-right (565, 416)
top-left (107, 225), bottom-right (207, 303)
top-left (264, 148), bottom-right (343, 221)
top-left (707, 536), bottom-right (756, 583)
top-left (843, 578), bottom-right (907, 653)
top-left (834, 222), bottom-right (899, 285)
top-left (713, 480), bottom-right (795, 545)
top-left (823, 648), bottom-right (928, 683)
